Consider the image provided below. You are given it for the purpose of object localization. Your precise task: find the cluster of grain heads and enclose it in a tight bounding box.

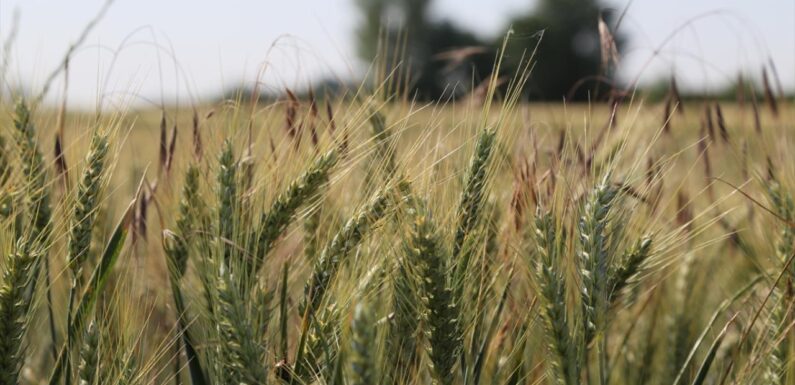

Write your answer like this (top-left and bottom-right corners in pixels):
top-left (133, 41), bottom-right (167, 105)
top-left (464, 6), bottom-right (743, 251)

top-left (381, 124), bottom-right (497, 385)
top-left (5, 56), bottom-right (794, 385)
top-left (579, 176), bottom-right (659, 384)
top-left (526, 172), bottom-right (657, 385)
top-left (158, 130), bottom-right (341, 384)
top-left (291, 188), bottom-right (391, 381)
top-left (662, 76), bottom-right (684, 133)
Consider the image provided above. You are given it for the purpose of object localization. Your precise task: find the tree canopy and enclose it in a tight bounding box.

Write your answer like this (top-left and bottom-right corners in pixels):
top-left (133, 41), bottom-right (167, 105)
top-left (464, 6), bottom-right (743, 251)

top-left (355, 0), bottom-right (623, 101)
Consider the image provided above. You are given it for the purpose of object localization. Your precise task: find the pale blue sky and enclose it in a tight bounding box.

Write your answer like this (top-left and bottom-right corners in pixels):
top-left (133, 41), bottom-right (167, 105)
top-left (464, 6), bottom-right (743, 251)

top-left (1, 0), bottom-right (793, 107)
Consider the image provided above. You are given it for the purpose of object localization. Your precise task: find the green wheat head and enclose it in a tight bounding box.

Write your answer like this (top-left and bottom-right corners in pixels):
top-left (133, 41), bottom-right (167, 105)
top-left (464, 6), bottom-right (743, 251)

top-left (67, 131), bottom-right (109, 279)
top-left (0, 240), bottom-right (38, 385)
top-left (405, 203), bottom-right (462, 385)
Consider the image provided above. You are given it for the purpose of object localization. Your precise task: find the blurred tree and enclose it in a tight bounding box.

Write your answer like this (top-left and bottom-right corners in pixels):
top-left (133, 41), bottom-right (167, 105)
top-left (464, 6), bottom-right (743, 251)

top-left (355, 0), bottom-right (493, 100)
top-left (500, 0), bottom-right (624, 101)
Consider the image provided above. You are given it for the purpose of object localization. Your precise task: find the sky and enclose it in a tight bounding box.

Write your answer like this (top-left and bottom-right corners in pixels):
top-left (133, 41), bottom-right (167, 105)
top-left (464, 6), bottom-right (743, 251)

top-left (0, 0), bottom-right (793, 108)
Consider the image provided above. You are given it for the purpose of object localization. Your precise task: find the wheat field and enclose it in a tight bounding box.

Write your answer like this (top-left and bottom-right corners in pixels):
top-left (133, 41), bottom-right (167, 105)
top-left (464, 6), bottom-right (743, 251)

top-left (0, 51), bottom-right (794, 385)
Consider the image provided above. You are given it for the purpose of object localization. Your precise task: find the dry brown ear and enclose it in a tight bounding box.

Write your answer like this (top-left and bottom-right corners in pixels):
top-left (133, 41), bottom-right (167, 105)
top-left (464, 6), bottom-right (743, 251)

top-left (133, 188), bottom-right (149, 244)
top-left (701, 103), bottom-right (715, 142)
top-left (166, 123), bottom-right (177, 173)
top-left (325, 100), bottom-right (337, 134)
top-left (670, 76), bottom-right (684, 116)
top-left (750, 85), bottom-right (762, 134)
top-left (54, 132), bottom-right (68, 189)
top-left (766, 155), bottom-right (776, 182)
top-left (762, 67), bottom-right (779, 117)
top-left (269, 135), bottom-right (277, 163)
top-left (697, 133), bottom-right (714, 202)
top-left (735, 74), bottom-right (746, 110)
top-left (308, 89), bottom-right (319, 148)
top-left (55, 57), bottom-right (70, 190)
top-left (285, 88), bottom-right (302, 150)
top-left (192, 108), bottom-right (203, 161)
top-left (158, 111), bottom-right (167, 174)
top-left (713, 103), bottom-right (729, 144)
top-left (662, 93), bottom-right (673, 134)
